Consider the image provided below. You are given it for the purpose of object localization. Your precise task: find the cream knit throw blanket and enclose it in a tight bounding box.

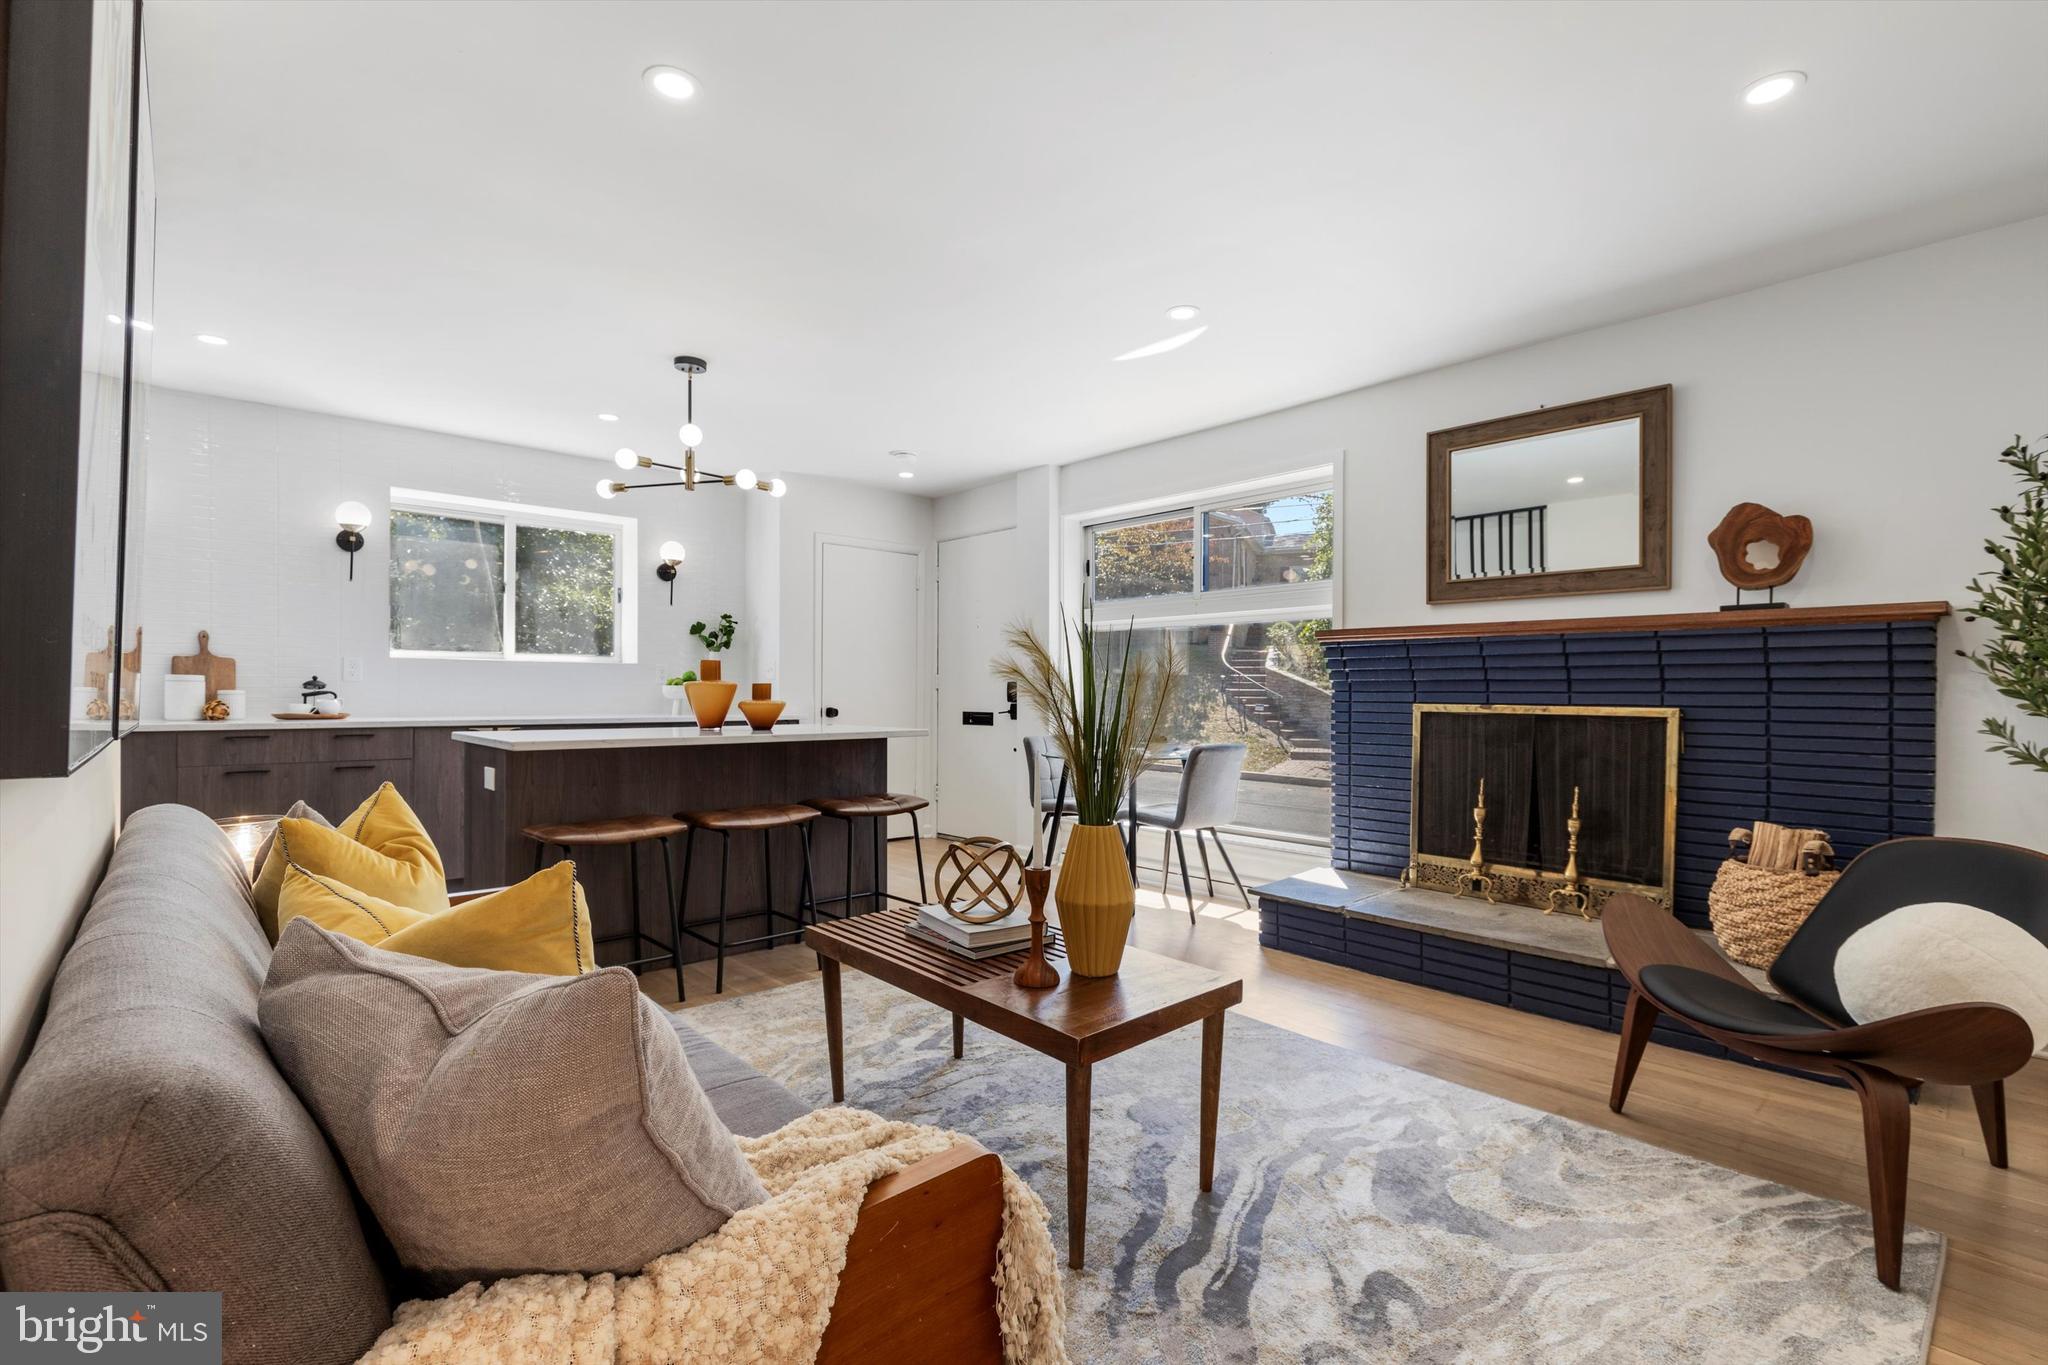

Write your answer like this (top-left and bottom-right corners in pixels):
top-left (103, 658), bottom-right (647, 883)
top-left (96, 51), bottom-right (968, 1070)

top-left (357, 1107), bottom-right (1067, 1364)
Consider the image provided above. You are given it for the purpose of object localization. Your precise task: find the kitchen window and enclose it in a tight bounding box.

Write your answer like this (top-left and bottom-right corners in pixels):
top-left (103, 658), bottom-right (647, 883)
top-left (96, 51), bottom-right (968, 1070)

top-left (388, 489), bottom-right (637, 662)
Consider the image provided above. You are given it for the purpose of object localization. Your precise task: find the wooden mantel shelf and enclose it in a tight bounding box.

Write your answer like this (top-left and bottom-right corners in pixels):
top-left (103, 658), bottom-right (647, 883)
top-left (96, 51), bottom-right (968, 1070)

top-left (1318, 600), bottom-right (1950, 643)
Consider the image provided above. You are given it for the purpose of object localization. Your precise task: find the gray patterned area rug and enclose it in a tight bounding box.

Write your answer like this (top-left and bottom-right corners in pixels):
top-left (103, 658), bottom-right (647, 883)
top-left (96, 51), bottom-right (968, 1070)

top-left (679, 972), bottom-right (1942, 1364)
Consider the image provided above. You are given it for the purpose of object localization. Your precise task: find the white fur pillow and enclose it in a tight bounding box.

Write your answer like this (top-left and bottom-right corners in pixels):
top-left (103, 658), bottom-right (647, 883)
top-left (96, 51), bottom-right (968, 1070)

top-left (1833, 901), bottom-right (2048, 1057)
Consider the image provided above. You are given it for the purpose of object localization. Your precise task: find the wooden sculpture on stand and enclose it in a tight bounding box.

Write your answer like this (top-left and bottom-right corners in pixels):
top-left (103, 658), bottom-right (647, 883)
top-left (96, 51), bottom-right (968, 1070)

top-left (1545, 785), bottom-right (1594, 920)
top-left (1455, 779), bottom-right (1498, 902)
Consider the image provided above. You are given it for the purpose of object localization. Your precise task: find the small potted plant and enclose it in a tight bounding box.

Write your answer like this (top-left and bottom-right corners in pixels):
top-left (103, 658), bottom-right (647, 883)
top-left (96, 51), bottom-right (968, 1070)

top-left (662, 670), bottom-right (696, 716)
top-left (686, 613), bottom-right (739, 729)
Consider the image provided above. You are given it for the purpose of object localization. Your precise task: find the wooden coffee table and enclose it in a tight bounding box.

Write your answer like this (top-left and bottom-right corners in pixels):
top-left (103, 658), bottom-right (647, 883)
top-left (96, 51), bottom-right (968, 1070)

top-left (806, 905), bottom-right (1243, 1269)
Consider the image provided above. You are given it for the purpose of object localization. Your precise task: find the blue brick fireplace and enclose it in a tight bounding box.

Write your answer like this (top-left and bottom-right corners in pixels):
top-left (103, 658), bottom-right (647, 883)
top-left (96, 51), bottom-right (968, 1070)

top-left (1255, 602), bottom-right (1948, 1069)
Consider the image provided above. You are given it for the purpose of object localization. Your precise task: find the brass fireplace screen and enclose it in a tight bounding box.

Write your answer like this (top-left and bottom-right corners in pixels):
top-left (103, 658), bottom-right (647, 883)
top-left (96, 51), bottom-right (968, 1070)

top-left (1406, 704), bottom-right (1680, 913)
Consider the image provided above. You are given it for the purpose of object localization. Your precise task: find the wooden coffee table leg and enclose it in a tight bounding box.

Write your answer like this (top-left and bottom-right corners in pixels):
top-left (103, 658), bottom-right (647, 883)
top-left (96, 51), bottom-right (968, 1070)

top-left (1200, 1011), bottom-right (1224, 1192)
top-left (1066, 1060), bottom-right (1091, 1269)
top-left (952, 1011), bottom-right (964, 1058)
top-left (822, 957), bottom-right (845, 1103)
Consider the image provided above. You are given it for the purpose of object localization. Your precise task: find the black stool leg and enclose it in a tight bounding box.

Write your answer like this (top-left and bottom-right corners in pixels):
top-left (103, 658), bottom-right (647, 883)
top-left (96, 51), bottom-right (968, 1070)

top-left (715, 830), bottom-right (731, 994)
top-left (873, 815), bottom-right (885, 913)
top-left (660, 835), bottom-right (682, 1002)
top-left (843, 816), bottom-right (854, 920)
top-left (761, 827), bottom-right (778, 946)
top-left (800, 823), bottom-right (823, 971)
top-left (677, 828), bottom-right (697, 995)
top-left (627, 838), bottom-right (643, 968)
top-left (910, 809), bottom-right (929, 904)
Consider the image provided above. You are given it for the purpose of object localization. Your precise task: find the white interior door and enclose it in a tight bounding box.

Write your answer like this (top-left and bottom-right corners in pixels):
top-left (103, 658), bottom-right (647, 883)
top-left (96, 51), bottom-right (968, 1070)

top-left (937, 529), bottom-right (1028, 844)
top-left (818, 538), bottom-right (925, 837)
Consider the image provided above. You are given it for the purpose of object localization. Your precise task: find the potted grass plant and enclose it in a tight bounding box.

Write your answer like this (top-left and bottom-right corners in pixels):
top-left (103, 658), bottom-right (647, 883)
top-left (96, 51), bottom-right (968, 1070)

top-left (995, 599), bottom-right (1178, 976)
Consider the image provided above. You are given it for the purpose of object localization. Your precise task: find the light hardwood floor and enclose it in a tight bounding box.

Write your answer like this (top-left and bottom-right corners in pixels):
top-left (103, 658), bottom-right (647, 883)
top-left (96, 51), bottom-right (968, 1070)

top-left (639, 838), bottom-right (2046, 1364)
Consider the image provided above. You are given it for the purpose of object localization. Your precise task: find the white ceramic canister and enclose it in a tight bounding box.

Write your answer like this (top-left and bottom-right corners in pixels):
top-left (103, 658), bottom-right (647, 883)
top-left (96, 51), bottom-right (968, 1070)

top-left (218, 688), bottom-right (248, 720)
top-left (162, 674), bottom-right (205, 722)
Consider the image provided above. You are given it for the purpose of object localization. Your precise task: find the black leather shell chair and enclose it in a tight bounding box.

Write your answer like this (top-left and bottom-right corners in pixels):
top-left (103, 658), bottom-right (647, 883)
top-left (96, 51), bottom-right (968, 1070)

top-left (1604, 837), bottom-right (2044, 1289)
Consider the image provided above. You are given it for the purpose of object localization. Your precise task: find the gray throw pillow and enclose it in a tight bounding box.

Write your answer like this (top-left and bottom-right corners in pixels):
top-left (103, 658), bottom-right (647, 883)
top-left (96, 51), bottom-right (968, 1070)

top-left (258, 919), bottom-right (767, 1289)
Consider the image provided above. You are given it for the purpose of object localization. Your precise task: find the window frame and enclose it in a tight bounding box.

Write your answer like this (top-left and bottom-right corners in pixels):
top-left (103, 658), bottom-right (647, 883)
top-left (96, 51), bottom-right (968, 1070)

top-left (387, 488), bottom-right (639, 665)
top-left (1085, 474), bottom-right (1336, 627)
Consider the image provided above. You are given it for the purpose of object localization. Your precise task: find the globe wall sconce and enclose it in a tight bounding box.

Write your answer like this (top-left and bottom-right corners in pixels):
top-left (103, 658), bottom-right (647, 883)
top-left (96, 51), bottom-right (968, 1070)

top-left (656, 540), bottom-right (686, 604)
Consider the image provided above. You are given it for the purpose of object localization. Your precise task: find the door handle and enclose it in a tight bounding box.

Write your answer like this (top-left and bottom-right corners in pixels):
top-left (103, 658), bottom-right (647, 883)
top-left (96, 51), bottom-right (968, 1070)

top-left (1003, 680), bottom-right (1018, 721)
top-left (223, 768), bottom-right (272, 777)
top-left (331, 763), bottom-right (376, 772)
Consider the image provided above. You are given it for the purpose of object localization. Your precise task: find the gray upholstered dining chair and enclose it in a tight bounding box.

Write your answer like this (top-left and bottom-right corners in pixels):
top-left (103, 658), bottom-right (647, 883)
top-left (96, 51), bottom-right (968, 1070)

top-left (1135, 742), bottom-right (1251, 922)
top-left (1023, 735), bottom-right (1079, 861)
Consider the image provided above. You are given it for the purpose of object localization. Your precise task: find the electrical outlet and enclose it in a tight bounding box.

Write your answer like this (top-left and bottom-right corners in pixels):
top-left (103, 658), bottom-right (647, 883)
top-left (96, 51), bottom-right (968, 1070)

top-left (482, 765), bottom-right (496, 792)
top-left (342, 656), bottom-right (365, 683)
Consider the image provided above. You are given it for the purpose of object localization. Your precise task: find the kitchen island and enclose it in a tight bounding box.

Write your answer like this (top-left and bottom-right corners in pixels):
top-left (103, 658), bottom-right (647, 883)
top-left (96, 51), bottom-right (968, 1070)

top-left (454, 724), bottom-right (929, 971)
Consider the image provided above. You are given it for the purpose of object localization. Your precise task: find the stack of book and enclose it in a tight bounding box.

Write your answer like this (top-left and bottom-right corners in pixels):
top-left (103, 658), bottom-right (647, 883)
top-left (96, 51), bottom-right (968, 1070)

top-left (907, 903), bottom-right (1033, 959)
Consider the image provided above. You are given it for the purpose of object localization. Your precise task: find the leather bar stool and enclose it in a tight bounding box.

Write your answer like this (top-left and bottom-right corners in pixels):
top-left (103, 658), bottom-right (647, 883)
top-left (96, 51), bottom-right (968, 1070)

top-left (802, 793), bottom-right (930, 918)
top-left (673, 803), bottom-right (821, 994)
top-left (520, 815), bottom-right (687, 998)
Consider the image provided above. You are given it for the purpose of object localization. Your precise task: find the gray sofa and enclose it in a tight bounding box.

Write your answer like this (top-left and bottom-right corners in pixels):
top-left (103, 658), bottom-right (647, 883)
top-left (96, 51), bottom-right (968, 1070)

top-left (0, 803), bottom-right (807, 1365)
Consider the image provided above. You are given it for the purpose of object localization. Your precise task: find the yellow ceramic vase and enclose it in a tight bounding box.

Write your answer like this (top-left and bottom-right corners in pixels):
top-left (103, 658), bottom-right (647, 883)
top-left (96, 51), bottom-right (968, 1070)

top-left (1055, 823), bottom-right (1135, 977)
top-left (684, 680), bottom-right (737, 730)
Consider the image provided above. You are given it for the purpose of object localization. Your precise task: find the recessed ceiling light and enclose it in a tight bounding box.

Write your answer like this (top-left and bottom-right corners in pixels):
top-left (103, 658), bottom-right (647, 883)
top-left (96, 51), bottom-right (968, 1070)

top-left (195, 334), bottom-right (228, 346)
top-left (1114, 326), bottom-right (1207, 362)
top-left (596, 412), bottom-right (619, 422)
top-left (1165, 304), bottom-right (1202, 322)
top-left (898, 470), bottom-right (916, 480)
top-left (1743, 71), bottom-right (1805, 106)
top-left (1566, 475), bottom-right (1585, 485)
top-left (644, 65), bottom-right (698, 101)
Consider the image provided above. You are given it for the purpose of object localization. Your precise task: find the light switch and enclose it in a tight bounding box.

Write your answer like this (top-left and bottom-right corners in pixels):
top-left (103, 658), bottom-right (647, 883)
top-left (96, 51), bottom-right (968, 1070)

top-left (482, 765), bottom-right (496, 791)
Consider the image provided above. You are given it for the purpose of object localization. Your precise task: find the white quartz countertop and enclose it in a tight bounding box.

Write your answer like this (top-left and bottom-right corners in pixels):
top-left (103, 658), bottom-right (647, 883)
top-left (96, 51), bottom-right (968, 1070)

top-left (135, 713), bottom-right (690, 733)
top-left (452, 724), bottom-right (927, 751)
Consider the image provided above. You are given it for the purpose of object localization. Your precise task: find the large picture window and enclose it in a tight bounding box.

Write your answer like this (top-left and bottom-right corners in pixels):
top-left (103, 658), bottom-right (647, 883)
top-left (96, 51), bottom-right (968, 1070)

top-left (1082, 474), bottom-right (1337, 846)
top-left (388, 490), bottom-right (634, 662)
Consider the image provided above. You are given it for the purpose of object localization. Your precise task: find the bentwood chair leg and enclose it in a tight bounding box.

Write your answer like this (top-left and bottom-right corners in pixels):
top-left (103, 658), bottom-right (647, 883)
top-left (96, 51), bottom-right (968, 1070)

top-left (660, 835), bottom-right (682, 1002)
top-left (1851, 1069), bottom-right (1913, 1291)
top-left (1610, 987), bottom-right (1657, 1112)
top-left (1210, 829), bottom-right (1252, 908)
top-left (1194, 828), bottom-right (1216, 896)
top-left (715, 831), bottom-right (731, 995)
top-left (1972, 1079), bottom-right (2008, 1168)
top-left (910, 810), bottom-right (929, 903)
top-left (1174, 830), bottom-right (1196, 923)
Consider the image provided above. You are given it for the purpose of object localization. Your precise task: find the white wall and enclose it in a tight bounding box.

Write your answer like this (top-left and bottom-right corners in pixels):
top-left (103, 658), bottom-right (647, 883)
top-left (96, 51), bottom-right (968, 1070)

top-left (141, 389), bottom-right (750, 717)
top-left (1002, 214), bottom-right (2048, 849)
top-left (1539, 491), bottom-right (1640, 573)
top-left (0, 749), bottom-right (120, 1102)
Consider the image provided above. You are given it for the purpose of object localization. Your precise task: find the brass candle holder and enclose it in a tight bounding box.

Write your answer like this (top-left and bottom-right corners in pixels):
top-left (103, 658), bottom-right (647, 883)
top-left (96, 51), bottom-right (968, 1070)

top-left (1544, 785), bottom-right (1594, 920)
top-left (1455, 778), bottom-right (1497, 902)
top-left (1013, 865), bottom-right (1060, 989)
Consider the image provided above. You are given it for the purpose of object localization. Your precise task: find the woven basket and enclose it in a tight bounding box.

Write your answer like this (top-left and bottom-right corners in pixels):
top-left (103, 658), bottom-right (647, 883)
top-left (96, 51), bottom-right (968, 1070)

top-left (1707, 859), bottom-right (1839, 968)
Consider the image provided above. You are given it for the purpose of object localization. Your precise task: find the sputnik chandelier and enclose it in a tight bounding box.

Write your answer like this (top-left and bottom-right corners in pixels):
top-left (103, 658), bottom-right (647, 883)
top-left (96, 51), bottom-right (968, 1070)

top-left (596, 356), bottom-right (787, 500)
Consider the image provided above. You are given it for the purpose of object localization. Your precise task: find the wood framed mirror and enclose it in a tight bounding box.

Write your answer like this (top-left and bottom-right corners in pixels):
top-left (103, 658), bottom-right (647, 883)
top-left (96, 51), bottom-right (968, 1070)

top-left (1426, 385), bottom-right (1671, 604)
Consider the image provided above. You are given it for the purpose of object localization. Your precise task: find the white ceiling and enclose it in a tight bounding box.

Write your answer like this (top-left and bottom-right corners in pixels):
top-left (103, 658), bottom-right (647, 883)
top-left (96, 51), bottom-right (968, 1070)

top-left (142, 1), bottom-right (2048, 494)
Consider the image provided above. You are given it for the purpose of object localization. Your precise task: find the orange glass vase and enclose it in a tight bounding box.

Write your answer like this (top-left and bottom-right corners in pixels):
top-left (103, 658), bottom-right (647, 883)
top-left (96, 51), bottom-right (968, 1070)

top-left (684, 680), bottom-right (737, 730)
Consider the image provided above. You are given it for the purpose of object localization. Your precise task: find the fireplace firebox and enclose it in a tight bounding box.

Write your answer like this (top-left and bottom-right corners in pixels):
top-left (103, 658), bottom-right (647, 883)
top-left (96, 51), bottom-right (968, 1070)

top-left (1405, 703), bottom-right (1679, 913)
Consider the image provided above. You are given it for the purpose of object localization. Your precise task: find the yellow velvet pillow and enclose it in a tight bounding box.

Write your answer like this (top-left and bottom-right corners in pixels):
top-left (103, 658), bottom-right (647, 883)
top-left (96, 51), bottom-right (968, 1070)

top-left (276, 859), bottom-right (594, 976)
top-left (253, 784), bottom-right (446, 941)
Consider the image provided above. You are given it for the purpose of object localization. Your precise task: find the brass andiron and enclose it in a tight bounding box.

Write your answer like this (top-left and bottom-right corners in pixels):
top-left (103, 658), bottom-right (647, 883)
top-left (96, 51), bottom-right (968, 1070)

top-left (1455, 779), bottom-right (1497, 902)
top-left (1013, 865), bottom-right (1060, 989)
top-left (1545, 785), bottom-right (1594, 920)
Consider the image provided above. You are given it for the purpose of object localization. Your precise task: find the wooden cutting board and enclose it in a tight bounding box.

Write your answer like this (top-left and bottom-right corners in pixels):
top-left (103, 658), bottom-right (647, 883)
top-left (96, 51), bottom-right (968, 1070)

top-left (170, 630), bottom-right (236, 703)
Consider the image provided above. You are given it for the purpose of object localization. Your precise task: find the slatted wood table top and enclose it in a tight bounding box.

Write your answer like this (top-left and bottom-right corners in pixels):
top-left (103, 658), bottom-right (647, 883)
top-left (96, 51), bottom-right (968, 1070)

top-left (805, 905), bottom-right (1243, 1065)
